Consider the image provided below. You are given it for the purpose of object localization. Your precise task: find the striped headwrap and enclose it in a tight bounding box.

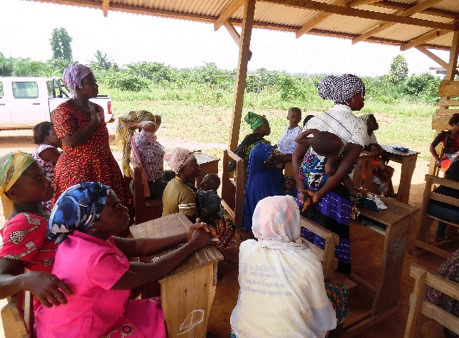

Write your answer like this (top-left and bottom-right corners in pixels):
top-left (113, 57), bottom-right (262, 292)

top-left (318, 74), bottom-right (365, 104)
top-left (0, 152), bottom-right (35, 195)
top-left (115, 110), bottom-right (158, 177)
top-left (62, 64), bottom-right (93, 95)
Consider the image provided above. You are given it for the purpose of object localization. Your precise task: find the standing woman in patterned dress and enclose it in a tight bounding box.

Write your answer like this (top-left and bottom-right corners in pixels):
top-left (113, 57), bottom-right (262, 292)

top-left (51, 64), bottom-right (132, 210)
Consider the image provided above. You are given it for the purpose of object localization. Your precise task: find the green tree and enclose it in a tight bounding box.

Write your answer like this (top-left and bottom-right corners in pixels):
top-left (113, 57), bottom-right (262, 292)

top-left (0, 53), bottom-right (14, 76)
top-left (91, 50), bottom-right (112, 70)
top-left (389, 55), bottom-right (408, 83)
top-left (50, 28), bottom-right (73, 61)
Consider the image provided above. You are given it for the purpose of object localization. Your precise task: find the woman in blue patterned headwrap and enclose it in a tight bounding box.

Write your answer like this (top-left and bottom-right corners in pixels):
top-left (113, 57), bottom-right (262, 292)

top-left (36, 182), bottom-right (214, 337)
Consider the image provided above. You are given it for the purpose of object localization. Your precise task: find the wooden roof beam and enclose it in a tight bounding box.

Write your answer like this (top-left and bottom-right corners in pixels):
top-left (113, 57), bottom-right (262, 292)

top-left (214, 0), bottom-right (246, 31)
top-left (224, 22), bottom-right (253, 60)
top-left (102, 0), bottom-right (109, 17)
top-left (296, 0), bottom-right (380, 39)
top-left (352, 0), bottom-right (446, 45)
top-left (262, 0), bottom-right (457, 31)
top-left (401, 28), bottom-right (450, 51)
top-left (372, 0), bottom-right (459, 20)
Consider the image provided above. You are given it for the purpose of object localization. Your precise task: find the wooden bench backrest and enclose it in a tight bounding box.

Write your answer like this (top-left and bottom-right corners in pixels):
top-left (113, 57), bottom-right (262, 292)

top-left (1, 291), bottom-right (34, 338)
top-left (221, 149), bottom-right (245, 227)
top-left (404, 263), bottom-right (459, 337)
top-left (432, 80), bottom-right (459, 131)
top-left (300, 216), bottom-right (339, 281)
top-left (419, 175), bottom-right (459, 220)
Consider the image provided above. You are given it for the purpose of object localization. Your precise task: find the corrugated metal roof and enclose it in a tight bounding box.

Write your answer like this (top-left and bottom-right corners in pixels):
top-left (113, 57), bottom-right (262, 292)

top-left (30, 0), bottom-right (459, 50)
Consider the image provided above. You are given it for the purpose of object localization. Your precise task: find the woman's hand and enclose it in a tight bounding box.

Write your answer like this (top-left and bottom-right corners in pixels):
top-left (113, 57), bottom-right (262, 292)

top-left (187, 219), bottom-right (217, 242)
top-left (298, 189), bottom-right (320, 212)
top-left (19, 271), bottom-right (73, 308)
top-left (189, 228), bottom-right (213, 250)
top-left (435, 159), bottom-right (442, 168)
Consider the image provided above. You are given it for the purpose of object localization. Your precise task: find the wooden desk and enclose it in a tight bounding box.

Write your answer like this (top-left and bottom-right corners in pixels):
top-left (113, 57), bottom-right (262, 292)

top-left (343, 198), bottom-right (418, 337)
top-left (381, 145), bottom-right (419, 204)
top-left (195, 152), bottom-right (219, 188)
top-left (130, 214), bottom-right (223, 338)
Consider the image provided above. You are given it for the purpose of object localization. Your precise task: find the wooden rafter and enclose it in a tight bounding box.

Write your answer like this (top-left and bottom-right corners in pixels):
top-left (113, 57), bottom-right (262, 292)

top-left (214, 0), bottom-right (246, 31)
top-left (401, 29), bottom-right (450, 51)
top-left (224, 22), bottom-right (253, 60)
top-left (372, 0), bottom-right (458, 20)
top-left (446, 31), bottom-right (459, 80)
top-left (102, 0), bottom-right (109, 17)
top-left (263, 0), bottom-right (457, 31)
top-left (416, 46), bottom-right (455, 72)
top-left (296, 0), bottom-right (380, 39)
top-left (352, 0), bottom-right (446, 45)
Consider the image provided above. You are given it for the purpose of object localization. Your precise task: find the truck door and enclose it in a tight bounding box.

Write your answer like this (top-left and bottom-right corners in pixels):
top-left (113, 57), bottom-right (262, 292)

top-left (10, 80), bottom-right (48, 126)
top-left (0, 80), bottom-right (13, 127)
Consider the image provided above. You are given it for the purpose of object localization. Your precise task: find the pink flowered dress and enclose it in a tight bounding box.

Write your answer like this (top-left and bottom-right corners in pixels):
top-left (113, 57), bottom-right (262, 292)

top-left (34, 231), bottom-right (166, 338)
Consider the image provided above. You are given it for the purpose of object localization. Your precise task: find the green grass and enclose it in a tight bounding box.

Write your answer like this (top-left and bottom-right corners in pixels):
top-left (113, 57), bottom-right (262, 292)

top-left (101, 84), bottom-right (437, 161)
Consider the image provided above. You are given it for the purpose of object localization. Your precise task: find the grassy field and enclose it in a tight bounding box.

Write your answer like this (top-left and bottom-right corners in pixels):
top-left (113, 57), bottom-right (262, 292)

top-left (101, 84), bottom-right (438, 161)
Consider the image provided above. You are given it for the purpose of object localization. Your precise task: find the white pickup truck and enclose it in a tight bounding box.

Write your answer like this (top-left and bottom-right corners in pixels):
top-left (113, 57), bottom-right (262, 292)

top-left (0, 77), bottom-right (113, 131)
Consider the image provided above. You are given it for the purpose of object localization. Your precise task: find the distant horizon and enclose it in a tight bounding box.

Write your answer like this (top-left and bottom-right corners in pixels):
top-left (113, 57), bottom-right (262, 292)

top-left (0, 0), bottom-right (451, 77)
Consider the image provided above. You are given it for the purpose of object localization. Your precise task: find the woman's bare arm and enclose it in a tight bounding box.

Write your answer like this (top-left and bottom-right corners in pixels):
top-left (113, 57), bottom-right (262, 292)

top-left (60, 111), bottom-right (101, 148)
top-left (430, 132), bottom-right (445, 163)
top-left (39, 148), bottom-right (61, 164)
top-left (0, 258), bottom-right (73, 307)
top-left (112, 233), bottom-right (187, 258)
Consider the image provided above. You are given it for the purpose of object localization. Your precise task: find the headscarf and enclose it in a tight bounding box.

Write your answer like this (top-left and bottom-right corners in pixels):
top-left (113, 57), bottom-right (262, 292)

top-left (252, 195), bottom-right (304, 250)
top-left (318, 74), bottom-right (365, 104)
top-left (48, 182), bottom-right (111, 244)
top-left (62, 64), bottom-right (93, 95)
top-left (0, 152), bottom-right (35, 195)
top-left (164, 148), bottom-right (196, 174)
top-left (115, 110), bottom-right (158, 177)
top-left (0, 152), bottom-right (36, 219)
top-left (244, 111), bottom-right (268, 131)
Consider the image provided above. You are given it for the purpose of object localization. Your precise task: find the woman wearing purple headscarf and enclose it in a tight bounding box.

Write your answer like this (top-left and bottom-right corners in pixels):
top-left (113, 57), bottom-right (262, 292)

top-left (51, 64), bottom-right (132, 214)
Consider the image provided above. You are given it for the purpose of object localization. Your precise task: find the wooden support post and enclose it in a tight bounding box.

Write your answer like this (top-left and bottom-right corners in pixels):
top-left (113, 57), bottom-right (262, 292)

top-left (102, 0), bottom-right (109, 17)
top-left (224, 22), bottom-right (253, 60)
top-left (446, 31), bottom-right (459, 81)
top-left (228, 0), bottom-right (255, 150)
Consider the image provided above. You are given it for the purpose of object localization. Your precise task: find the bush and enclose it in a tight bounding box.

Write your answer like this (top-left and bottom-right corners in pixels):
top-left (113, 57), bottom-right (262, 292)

top-left (104, 69), bottom-right (150, 92)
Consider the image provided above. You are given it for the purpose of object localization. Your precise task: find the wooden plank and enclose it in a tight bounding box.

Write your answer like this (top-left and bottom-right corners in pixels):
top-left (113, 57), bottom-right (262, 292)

top-left (342, 305), bottom-right (399, 337)
top-left (228, 0), bottom-right (255, 150)
top-left (372, 0), bottom-right (459, 20)
top-left (439, 81), bottom-right (459, 97)
top-left (428, 174), bottom-right (459, 189)
top-left (401, 29), bottom-right (450, 51)
top-left (214, 0), bottom-right (246, 31)
top-left (404, 268), bottom-right (426, 338)
top-left (160, 264), bottom-right (216, 337)
top-left (352, 0), bottom-right (445, 45)
top-left (410, 263), bottom-right (459, 300)
top-left (421, 300), bottom-right (459, 334)
top-left (234, 150), bottom-right (245, 226)
top-left (413, 239), bottom-right (451, 259)
top-left (427, 214), bottom-right (459, 227)
top-left (416, 46), bottom-right (449, 70)
top-left (263, 0), bottom-right (457, 31)
top-left (439, 98), bottom-right (459, 107)
top-left (446, 31), bottom-right (459, 81)
top-left (430, 191), bottom-right (459, 207)
top-left (130, 214), bottom-right (223, 281)
top-left (432, 108), bottom-right (459, 130)
top-left (102, 0), bottom-right (109, 16)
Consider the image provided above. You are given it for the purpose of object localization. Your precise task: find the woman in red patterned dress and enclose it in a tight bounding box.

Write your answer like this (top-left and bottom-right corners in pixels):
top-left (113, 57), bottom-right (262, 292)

top-left (51, 64), bottom-right (132, 209)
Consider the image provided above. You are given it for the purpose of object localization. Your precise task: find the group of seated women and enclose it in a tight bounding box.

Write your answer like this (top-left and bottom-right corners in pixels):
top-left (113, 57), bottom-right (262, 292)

top-left (0, 64), bottom-right (457, 337)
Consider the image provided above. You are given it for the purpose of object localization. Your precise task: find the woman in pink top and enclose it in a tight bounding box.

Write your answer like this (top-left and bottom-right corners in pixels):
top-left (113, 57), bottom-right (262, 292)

top-left (35, 182), bottom-right (214, 337)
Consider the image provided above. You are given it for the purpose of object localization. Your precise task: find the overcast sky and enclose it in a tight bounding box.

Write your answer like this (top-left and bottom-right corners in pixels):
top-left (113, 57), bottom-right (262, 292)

top-left (0, 0), bottom-right (450, 76)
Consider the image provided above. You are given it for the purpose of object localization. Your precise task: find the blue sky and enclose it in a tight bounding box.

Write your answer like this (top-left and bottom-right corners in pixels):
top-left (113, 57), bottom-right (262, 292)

top-left (0, 0), bottom-right (450, 76)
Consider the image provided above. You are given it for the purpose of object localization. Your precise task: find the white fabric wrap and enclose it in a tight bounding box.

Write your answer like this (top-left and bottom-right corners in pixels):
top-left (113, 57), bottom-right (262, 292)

top-left (230, 196), bottom-right (337, 337)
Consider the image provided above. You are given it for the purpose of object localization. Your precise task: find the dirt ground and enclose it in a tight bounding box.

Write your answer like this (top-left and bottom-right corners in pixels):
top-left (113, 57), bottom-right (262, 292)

top-left (0, 128), bottom-right (452, 338)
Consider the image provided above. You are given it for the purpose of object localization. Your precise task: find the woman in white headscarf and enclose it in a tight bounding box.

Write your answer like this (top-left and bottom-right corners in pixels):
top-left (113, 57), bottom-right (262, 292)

top-left (230, 196), bottom-right (347, 338)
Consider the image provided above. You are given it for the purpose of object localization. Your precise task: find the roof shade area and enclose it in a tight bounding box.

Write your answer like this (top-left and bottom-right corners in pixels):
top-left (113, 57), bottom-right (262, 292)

top-left (30, 0), bottom-right (459, 51)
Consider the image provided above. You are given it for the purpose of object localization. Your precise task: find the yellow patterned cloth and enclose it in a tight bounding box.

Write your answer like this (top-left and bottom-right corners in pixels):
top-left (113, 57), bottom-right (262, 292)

top-left (0, 151), bottom-right (35, 195)
top-left (115, 110), bottom-right (157, 177)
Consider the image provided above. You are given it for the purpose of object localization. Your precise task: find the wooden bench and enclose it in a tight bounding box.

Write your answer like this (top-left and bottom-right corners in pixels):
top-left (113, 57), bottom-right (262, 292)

top-left (1, 291), bottom-right (34, 338)
top-left (412, 174), bottom-right (459, 259)
top-left (342, 197), bottom-right (418, 337)
top-left (404, 263), bottom-right (459, 338)
top-left (221, 149), bottom-right (245, 227)
top-left (130, 213), bottom-right (223, 338)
